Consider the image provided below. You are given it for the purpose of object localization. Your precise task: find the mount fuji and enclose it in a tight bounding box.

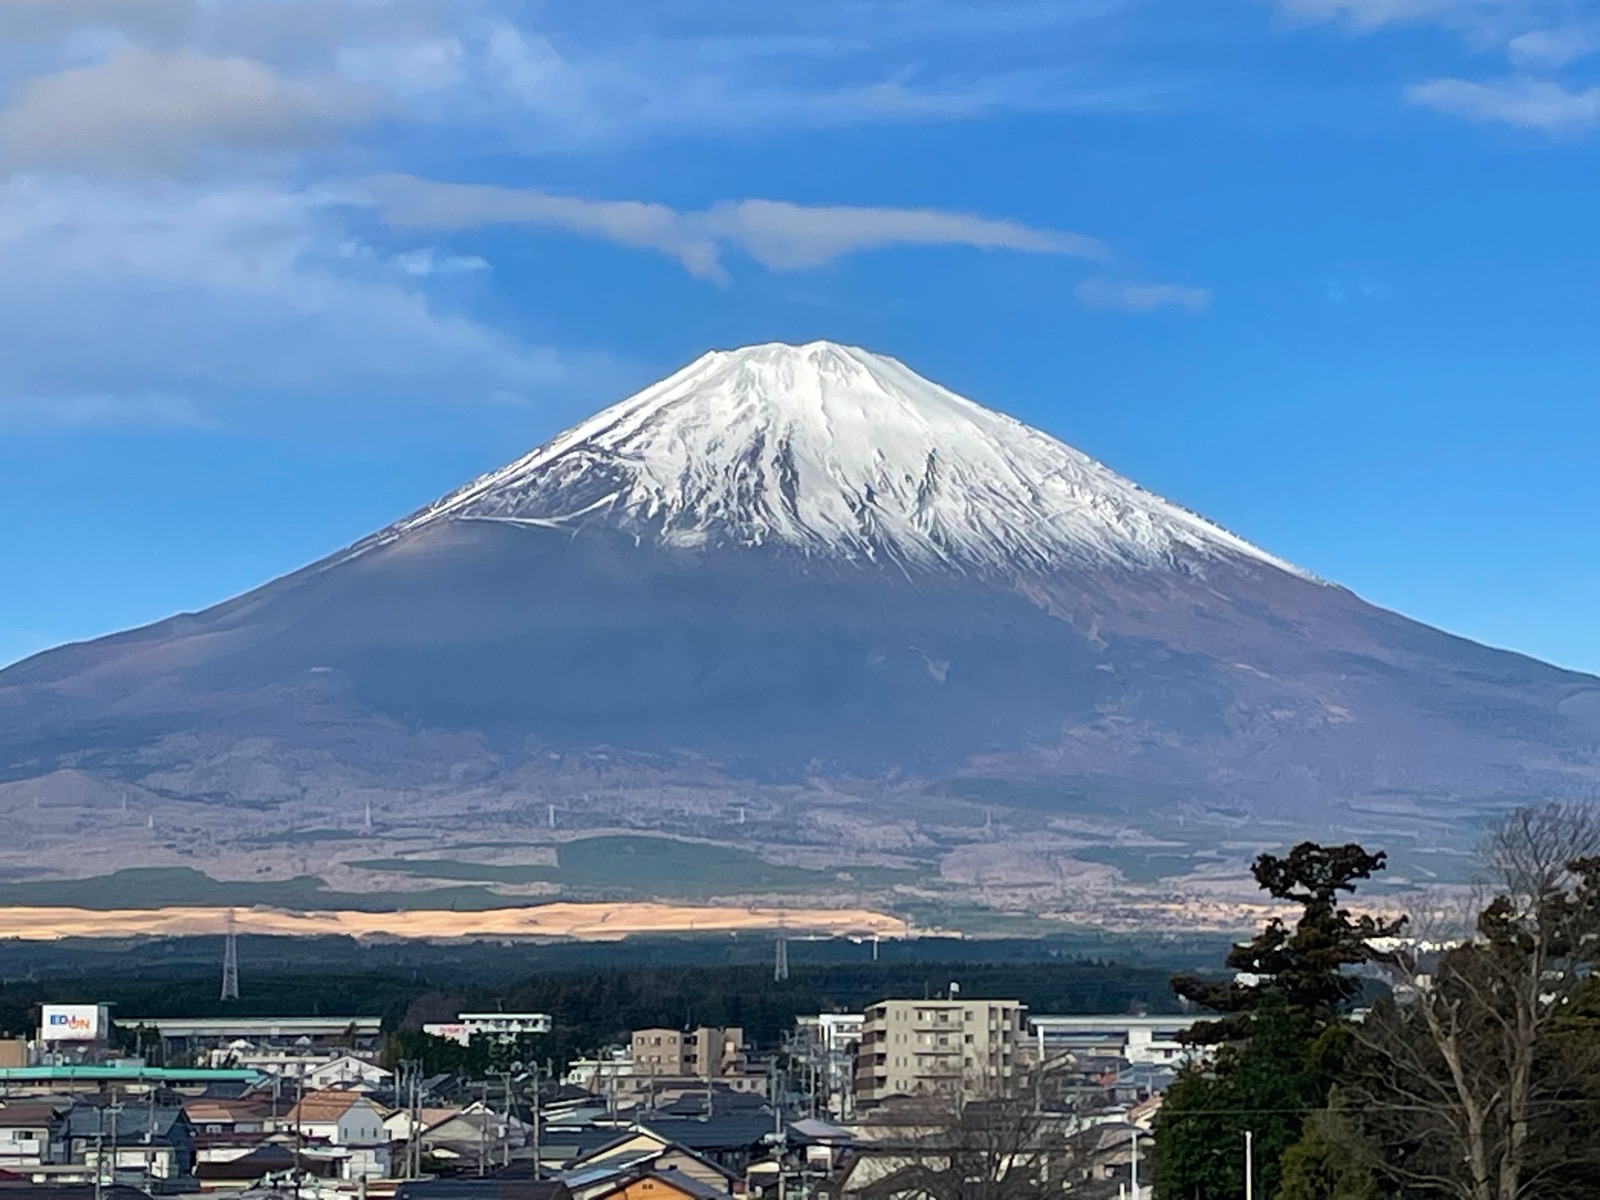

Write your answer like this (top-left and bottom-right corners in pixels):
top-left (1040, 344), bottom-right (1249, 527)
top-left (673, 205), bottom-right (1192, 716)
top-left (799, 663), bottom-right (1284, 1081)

top-left (3, 342), bottom-right (1598, 914)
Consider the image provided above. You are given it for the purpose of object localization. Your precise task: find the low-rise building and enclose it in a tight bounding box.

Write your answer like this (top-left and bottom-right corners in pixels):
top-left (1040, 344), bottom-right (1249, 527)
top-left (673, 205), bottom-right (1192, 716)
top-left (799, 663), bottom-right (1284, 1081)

top-left (277, 1091), bottom-right (388, 1147)
top-left (182, 1097), bottom-right (275, 1136)
top-left (0, 1064), bottom-right (263, 1098)
top-left (61, 1103), bottom-right (197, 1186)
top-left (277, 1091), bottom-right (391, 1181)
top-left (1027, 1015), bottom-right (1197, 1067)
top-left (563, 1050), bottom-right (634, 1094)
top-left (629, 1028), bottom-right (744, 1081)
top-left (305, 1054), bottom-right (392, 1090)
top-left (120, 1017), bottom-right (383, 1061)
top-left (0, 1101), bottom-right (65, 1169)
top-left (423, 1013), bottom-right (553, 1046)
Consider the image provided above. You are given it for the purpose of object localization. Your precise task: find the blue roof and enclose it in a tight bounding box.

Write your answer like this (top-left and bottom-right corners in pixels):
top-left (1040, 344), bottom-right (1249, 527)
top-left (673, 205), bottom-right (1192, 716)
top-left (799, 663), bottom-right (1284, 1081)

top-left (0, 1066), bottom-right (263, 1082)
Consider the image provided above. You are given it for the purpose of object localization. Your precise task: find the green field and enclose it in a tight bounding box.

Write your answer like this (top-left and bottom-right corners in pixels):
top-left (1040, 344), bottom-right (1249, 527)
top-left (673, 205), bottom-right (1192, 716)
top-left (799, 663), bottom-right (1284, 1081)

top-left (0, 837), bottom-right (926, 911)
top-left (352, 835), bottom-right (923, 901)
top-left (0, 867), bottom-right (519, 911)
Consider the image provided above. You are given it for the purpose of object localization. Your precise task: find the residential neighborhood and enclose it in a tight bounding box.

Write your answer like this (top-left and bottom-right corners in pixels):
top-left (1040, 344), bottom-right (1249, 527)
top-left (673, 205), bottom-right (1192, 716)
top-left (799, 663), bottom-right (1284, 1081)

top-left (0, 997), bottom-right (1191, 1200)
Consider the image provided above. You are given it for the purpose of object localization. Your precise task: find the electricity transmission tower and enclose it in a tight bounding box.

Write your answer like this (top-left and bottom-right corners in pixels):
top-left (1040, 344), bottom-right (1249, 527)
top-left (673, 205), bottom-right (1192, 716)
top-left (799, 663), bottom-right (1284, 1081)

top-left (220, 909), bottom-right (240, 1000)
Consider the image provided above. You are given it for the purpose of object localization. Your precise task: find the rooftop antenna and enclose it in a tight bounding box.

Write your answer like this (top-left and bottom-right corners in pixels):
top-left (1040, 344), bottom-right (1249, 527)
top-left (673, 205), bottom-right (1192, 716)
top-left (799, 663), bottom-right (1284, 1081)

top-left (220, 909), bottom-right (240, 1001)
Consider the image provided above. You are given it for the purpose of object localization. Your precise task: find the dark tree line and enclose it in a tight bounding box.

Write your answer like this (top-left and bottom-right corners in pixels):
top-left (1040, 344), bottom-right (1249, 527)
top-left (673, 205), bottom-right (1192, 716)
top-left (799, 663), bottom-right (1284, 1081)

top-left (384, 958), bottom-right (1185, 1075)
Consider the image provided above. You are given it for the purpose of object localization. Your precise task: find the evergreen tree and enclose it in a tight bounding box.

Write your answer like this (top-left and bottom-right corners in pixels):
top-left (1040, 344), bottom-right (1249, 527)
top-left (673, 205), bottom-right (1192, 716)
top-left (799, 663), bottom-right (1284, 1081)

top-left (1152, 843), bottom-right (1401, 1200)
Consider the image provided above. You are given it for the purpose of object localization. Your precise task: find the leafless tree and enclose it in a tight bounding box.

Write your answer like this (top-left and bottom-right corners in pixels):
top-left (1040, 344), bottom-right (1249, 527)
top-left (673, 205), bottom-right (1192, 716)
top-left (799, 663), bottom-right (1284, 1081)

top-left (847, 1084), bottom-right (1124, 1200)
top-left (1345, 803), bottom-right (1600, 1200)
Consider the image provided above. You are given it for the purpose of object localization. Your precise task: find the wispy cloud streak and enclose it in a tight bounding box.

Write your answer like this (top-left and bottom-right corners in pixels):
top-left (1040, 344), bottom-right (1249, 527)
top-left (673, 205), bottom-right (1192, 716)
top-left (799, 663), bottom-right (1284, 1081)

top-left (362, 175), bottom-right (1112, 282)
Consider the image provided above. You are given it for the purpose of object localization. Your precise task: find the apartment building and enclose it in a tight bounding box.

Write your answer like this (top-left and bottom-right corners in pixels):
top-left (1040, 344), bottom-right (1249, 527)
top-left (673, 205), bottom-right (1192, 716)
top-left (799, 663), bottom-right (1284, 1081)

top-left (630, 1027), bottom-right (746, 1080)
top-left (854, 998), bottom-right (1025, 1106)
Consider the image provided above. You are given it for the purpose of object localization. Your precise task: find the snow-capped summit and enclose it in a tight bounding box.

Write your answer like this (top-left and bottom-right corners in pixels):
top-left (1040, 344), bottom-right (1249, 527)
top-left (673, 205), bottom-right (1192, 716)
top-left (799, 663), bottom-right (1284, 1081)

top-left (382, 340), bottom-right (1302, 577)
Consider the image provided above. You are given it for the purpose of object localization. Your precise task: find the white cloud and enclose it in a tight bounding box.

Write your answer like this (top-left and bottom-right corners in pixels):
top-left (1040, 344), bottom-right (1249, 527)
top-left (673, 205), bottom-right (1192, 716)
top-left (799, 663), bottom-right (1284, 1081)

top-left (1506, 27), bottom-right (1599, 67)
top-left (1074, 278), bottom-right (1211, 312)
top-left (1273, 1), bottom-right (1600, 134)
top-left (363, 174), bottom-right (726, 280)
top-left (0, 48), bottom-right (374, 176)
top-left (391, 247), bottom-right (490, 277)
top-left (0, 393), bottom-right (216, 431)
top-left (326, 8), bottom-right (1168, 153)
top-left (363, 175), bottom-right (1108, 282)
top-left (705, 199), bottom-right (1109, 269)
top-left (1275, 0), bottom-right (1484, 29)
top-left (1271, 0), bottom-right (1594, 47)
top-left (0, 176), bottom-right (574, 426)
top-left (0, 0), bottom-right (195, 42)
top-left (1406, 75), bottom-right (1600, 129)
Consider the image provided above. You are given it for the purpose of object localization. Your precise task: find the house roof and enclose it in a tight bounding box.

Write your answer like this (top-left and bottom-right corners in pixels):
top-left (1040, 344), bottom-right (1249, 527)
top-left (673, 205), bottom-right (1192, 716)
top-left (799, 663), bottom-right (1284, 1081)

top-left (404, 1108), bottom-right (468, 1131)
top-left (193, 1144), bottom-right (299, 1181)
top-left (282, 1091), bottom-right (368, 1124)
top-left (395, 1181), bottom-right (570, 1200)
top-left (184, 1098), bottom-right (275, 1125)
top-left (634, 1115), bottom-right (778, 1153)
top-left (787, 1118), bottom-right (853, 1144)
top-left (309, 1056), bottom-right (391, 1078)
top-left (587, 1170), bottom-right (728, 1200)
top-left (0, 1067), bottom-right (259, 1084)
top-left (536, 1125), bottom-right (640, 1165)
top-left (569, 1134), bottom-right (736, 1184)
top-left (0, 1102), bottom-right (66, 1128)
top-left (61, 1106), bottom-right (189, 1144)
top-left (0, 1186), bottom-right (152, 1200)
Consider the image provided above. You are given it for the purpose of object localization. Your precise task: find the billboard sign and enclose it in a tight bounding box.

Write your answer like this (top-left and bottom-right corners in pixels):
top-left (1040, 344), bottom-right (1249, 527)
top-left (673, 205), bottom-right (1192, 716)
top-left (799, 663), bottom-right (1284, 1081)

top-left (40, 1004), bottom-right (103, 1043)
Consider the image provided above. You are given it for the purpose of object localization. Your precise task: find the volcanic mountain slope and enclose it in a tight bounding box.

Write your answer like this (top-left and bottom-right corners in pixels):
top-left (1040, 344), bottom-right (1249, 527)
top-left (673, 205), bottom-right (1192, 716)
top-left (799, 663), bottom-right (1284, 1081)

top-left (2, 342), bottom-right (1598, 908)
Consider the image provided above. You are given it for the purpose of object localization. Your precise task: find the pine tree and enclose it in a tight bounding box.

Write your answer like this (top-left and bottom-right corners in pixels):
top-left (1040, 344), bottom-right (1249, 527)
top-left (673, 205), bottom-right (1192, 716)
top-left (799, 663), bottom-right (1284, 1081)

top-left (1153, 843), bottom-right (1401, 1200)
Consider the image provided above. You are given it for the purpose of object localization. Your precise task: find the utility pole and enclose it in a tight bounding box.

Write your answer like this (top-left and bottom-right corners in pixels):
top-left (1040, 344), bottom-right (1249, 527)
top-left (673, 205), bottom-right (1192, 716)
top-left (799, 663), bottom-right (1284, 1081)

top-left (1244, 1129), bottom-right (1255, 1200)
top-left (416, 1068), bottom-right (428, 1177)
top-left (477, 1081), bottom-right (488, 1177)
top-left (1129, 1127), bottom-right (1139, 1200)
top-left (500, 1071), bottom-right (513, 1168)
top-left (412, 1062), bottom-right (423, 1179)
top-left (106, 1090), bottom-right (122, 1194)
top-left (293, 1075), bottom-right (304, 1200)
top-left (530, 1062), bottom-right (542, 1179)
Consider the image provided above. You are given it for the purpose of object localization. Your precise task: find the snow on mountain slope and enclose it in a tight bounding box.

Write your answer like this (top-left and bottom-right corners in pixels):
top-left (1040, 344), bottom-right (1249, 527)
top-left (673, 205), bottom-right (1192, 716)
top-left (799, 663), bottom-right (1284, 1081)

top-left (373, 341), bottom-right (1311, 578)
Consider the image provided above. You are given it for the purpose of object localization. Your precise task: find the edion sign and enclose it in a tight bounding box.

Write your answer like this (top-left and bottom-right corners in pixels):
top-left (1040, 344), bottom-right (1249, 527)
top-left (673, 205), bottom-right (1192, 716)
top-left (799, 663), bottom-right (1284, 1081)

top-left (40, 1004), bottom-right (102, 1042)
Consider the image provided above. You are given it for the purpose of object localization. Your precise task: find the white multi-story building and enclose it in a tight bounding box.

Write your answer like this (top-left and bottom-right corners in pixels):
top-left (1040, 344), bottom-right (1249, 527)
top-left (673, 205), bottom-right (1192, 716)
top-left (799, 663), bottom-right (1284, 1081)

top-left (854, 998), bottom-right (1025, 1106)
top-left (562, 1047), bottom-right (634, 1092)
top-left (798, 1013), bottom-right (864, 1054)
top-left (795, 1013), bottom-right (866, 1118)
top-left (1027, 1015), bottom-right (1199, 1066)
top-left (422, 1013), bottom-right (553, 1046)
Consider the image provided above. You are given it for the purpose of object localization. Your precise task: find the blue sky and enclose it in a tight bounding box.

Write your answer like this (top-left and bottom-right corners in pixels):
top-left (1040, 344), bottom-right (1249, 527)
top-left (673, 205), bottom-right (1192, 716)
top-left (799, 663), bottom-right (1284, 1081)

top-left (1, 0), bottom-right (1598, 674)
